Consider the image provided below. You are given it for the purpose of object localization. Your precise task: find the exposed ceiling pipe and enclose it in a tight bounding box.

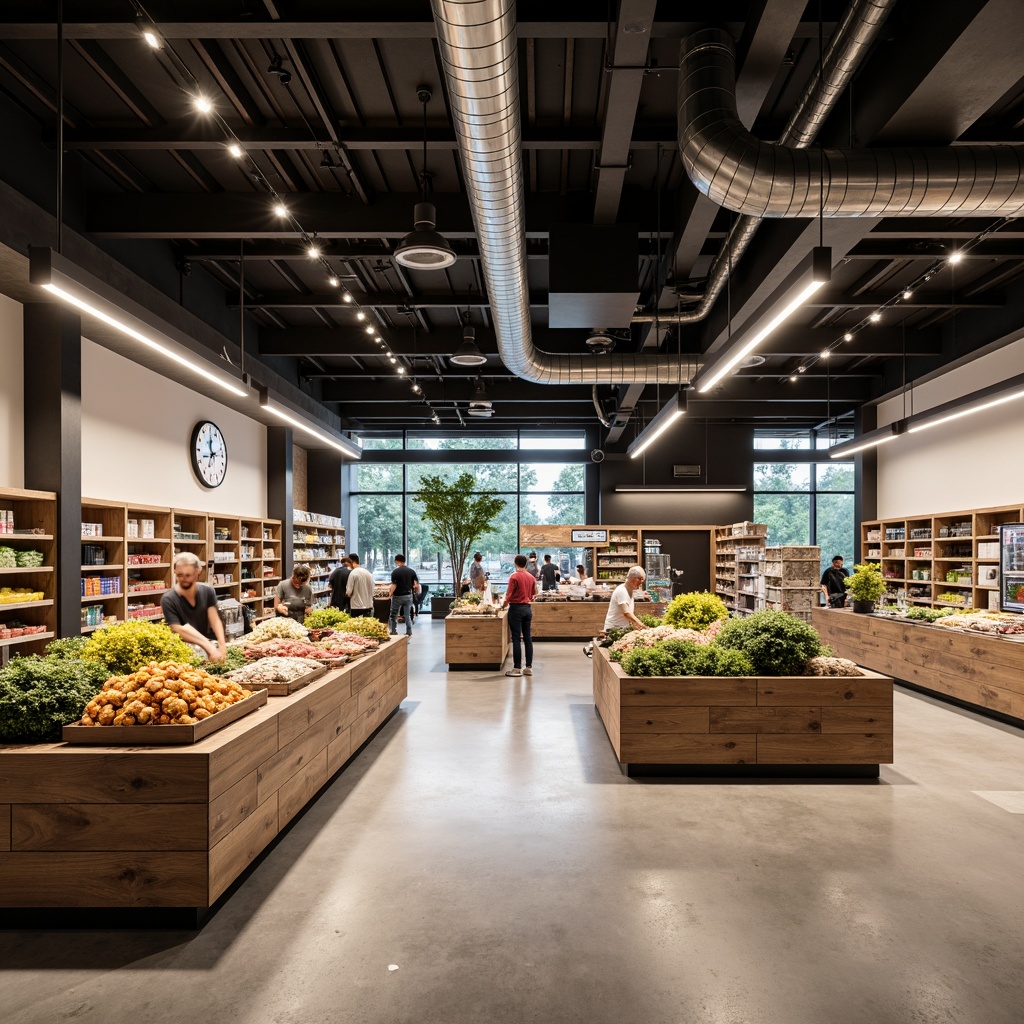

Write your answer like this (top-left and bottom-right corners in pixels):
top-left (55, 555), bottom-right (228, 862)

top-left (680, 27), bottom-right (1024, 218)
top-left (633, 0), bottom-right (896, 325)
top-left (430, 0), bottom-right (689, 385)
top-left (592, 384), bottom-right (612, 428)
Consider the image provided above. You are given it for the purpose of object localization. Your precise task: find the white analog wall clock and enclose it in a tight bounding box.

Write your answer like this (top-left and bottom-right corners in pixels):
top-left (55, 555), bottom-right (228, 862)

top-left (190, 420), bottom-right (228, 488)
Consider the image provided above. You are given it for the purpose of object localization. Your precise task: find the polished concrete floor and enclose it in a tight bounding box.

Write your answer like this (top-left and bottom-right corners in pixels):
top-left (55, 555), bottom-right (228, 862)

top-left (3, 618), bottom-right (1024, 1024)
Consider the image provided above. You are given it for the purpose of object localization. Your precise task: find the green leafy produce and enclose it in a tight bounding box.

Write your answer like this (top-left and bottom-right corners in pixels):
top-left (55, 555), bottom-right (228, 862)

top-left (16, 549), bottom-right (44, 568)
top-left (681, 645), bottom-right (754, 677)
top-left (604, 627), bottom-right (633, 643)
top-left (844, 562), bottom-right (887, 603)
top-left (714, 610), bottom-right (826, 676)
top-left (0, 655), bottom-right (109, 742)
top-left (82, 620), bottom-right (198, 675)
top-left (198, 646), bottom-right (248, 676)
top-left (44, 635), bottom-right (91, 660)
top-left (340, 616), bottom-right (390, 640)
top-left (249, 617), bottom-right (309, 642)
top-left (304, 608), bottom-right (351, 629)
top-left (662, 590), bottom-right (730, 630)
top-left (459, 591), bottom-right (483, 605)
top-left (638, 613), bottom-right (663, 628)
top-left (620, 645), bottom-right (679, 677)
top-left (904, 606), bottom-right (955, 622)
top-left (0, 546), bottom-right (16, 568)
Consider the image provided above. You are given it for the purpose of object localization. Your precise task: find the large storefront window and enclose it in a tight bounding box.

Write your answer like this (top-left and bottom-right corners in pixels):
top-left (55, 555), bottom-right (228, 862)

top-left (350, 433), bottom-right (588, 598)
top-left (752, 431), bottom-right (855, 572)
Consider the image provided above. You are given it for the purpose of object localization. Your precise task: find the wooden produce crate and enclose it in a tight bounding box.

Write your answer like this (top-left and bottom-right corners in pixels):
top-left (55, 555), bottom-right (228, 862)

top-left (765, 586), bottom-right (816, 610)
top-left (230, 663), bottom-right (327, 697)
top-left (62, 689), bottom-right (268, 745)
top-left (765, 560), bottom-right (820, 584)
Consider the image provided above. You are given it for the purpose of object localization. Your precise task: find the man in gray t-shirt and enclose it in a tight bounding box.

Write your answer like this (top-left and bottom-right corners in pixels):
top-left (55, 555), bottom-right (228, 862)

top-left (275, 565), bottom-right (313, 623)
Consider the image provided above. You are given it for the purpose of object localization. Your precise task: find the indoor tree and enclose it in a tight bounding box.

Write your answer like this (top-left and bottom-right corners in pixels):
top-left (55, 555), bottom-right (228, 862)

top-left (412, 472), bottom-right (506, 599)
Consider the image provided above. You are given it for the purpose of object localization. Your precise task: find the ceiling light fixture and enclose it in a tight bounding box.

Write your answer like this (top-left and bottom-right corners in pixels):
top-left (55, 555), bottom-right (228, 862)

top-left (194, 94), bottom-right (213, 114)
top-left (142, 28), bottom-right (163, 49)
top-left (397, 366), bottom-right (406, 375)
top-left (626, 390), bottom-right (687, 459)
top-left (342, 292), bottom-right (353, 303)
top-left (450, 310), bottom-right (487, 366)
top-left (228, 143), bottom-right (244, 159)
top-left (614, 485), bottom-right (748, 493)
top-left (273, 202), bottom-right (288, 218)
top-left (947, 251), bottom-right (963, 265)
top-left (827, 421), bottom-right (905, 459)
top-left (30, 247), bottom-right (247, 398)
top-left (393, 87), bottom-right (456, 270)
top-left (356, 311), bottom-right (366, 321)
top-left (258, 388), bottom-right (361, 458)
top-left (869, 311), bottom-right (882, 322)
top-left (902, 289), bottom-right (913, 300)
top-left (843, 332), bottom-right (853, 342)
top-left (694, 247), bottom-right (831, 393)
top-left (327, 276), bottom-right (339, 287)
top-left (307, 240), bottom-right (321, 260)
top-left (365, 325), bottom-right (374, 334)
top-left (821, 349), bottom-right (830, 358)
top-left (905, 371), bottom-right (1024, 435)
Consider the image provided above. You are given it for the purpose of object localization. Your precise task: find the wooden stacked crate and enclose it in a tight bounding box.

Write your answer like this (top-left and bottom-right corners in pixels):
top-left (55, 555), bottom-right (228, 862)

top-left (764, 546), bottom-right (821, 622)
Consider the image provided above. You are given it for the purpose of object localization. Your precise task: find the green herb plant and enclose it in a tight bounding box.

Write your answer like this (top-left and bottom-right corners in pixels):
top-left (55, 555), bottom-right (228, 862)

top-left (82, 620), bottom-right (198, 675)
top-left (304, 608), bottom-right (352, 629)
top-left (843, 563), bottom-right (888, 603)
top-left (0, 655), bottom-right (109, 742)
top-left (714, 610), bottom-right (826, 676)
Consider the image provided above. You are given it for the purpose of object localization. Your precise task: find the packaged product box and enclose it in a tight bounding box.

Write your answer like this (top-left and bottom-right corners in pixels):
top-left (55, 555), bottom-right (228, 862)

top-left (142, 519), bottom-right (155, 538)
top-left (127, 519), bottom-right (139, 538)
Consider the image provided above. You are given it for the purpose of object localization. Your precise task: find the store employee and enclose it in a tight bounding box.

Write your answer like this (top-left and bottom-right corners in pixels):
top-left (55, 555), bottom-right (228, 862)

top-left (603, 565), bottom-right (647, 630)
top-left (820, 555), bottom-right (850, 608)
top-left (161, 552), bottom-right (227, 662)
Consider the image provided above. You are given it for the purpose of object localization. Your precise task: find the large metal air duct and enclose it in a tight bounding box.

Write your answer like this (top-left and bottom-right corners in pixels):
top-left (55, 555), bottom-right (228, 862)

top-left (430, 0), bottom-right (689, 385)
top-left (679, 27), bottom-right (1024, 218)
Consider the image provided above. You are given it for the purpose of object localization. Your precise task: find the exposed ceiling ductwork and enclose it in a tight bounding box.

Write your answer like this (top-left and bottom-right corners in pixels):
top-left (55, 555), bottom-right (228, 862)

top-left (679, 27), bottom-right (1024, 219)
top-left (634, 0), bottom-right (897, 326)
top-left (430, 0), bottom-right (689, 386)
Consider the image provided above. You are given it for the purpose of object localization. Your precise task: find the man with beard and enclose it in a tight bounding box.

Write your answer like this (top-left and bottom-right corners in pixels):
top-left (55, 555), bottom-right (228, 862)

top-left (160, 551), bottom-right (227, 662)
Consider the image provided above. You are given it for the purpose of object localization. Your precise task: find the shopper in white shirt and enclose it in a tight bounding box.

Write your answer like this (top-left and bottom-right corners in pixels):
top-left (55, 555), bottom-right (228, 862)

top-left (603, 565), bottom-right (647, 630)
top-left (345, 553), bottom-right (375, 618)
top-left (574, 564), bottom-right (595, 589)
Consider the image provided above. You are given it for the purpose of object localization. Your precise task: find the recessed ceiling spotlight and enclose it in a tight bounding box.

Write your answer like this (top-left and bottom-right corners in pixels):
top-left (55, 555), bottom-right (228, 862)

top-left (869, 311), bottom-right (882, 323)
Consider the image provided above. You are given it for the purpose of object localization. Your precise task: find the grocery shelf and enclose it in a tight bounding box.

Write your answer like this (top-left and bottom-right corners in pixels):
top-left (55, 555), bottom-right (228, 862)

top-left (127, 587), bottom-right (169, 597)
top-left (240, 596), bottom-right (262, 604)
top-left (0, 631), bottom-right (54, 648)
top-left (81, 593), bottom-right (123, 602)
top-left (128, 537), bottom-right (172, 544)
top-left (1, 565), bottom-right (53, 574)
top-left (80, 535), bottom-right (122, 542)
top-left (81, 563), bottom-right (123, 571)
top-left (172, 537), bottom-right (204, 544)
top-left (0, 599), bottom-right (54, 611)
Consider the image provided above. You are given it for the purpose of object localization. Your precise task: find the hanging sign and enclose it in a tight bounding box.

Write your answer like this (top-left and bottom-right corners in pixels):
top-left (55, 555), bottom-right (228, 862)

top-left (571, 529), bottom-right (608, 543)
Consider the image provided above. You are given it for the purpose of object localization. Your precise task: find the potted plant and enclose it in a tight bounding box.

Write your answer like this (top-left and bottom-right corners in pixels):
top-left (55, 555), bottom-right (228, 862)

top-left (844, 562), bottom-right (887, 613)
top-left (412, 472), bottom-right (505, 610)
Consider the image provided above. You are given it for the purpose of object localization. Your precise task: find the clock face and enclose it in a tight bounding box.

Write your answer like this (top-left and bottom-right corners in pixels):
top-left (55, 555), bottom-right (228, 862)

top-left (190, 421), bottom-right (228, 488)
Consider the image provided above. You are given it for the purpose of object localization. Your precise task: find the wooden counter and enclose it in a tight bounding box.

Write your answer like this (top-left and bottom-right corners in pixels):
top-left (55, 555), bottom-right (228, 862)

top-left (531, 599), bottom-right (666, 639)
top-left (0, 638), bottom-right (407, 910)
top-left (812, 607), bottom-right (1024, 723)
top-left (593, 647), bottom-right (893, 776)
top-left (445, 609), bottom-right (509, 670)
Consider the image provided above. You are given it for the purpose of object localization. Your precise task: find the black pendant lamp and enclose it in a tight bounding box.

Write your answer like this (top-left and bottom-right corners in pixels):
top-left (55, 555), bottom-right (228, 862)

top-left (394, 87), bottom-right (456, 271)
top-left (450, 310), bottom-right (487, 367)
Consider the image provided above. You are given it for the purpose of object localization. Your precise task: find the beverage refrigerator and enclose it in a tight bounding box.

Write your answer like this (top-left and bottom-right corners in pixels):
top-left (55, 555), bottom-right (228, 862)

top-left (998, 523), bottom-right (1024, 613)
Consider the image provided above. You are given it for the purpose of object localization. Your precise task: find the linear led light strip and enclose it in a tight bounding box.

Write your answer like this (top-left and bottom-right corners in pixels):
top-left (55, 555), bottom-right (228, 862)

top-left (260, 396), bottom-right (362, 458)
top-left (629, 408), bottom-right (685, 459)
top-left (627, 391), bottom-right (687, 459)
top-left (906, 387), bottom-right (1024, 433)
top-left (42, 283), bottom-right (248, 398)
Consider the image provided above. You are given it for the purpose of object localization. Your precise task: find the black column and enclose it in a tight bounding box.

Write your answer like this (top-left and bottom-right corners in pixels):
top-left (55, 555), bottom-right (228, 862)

top-left (23, 303), bottom-right (82, 638)
top-left (266, 426), bottom-right (293, 579)
top-left (307, 450), bottom-right (343, 518)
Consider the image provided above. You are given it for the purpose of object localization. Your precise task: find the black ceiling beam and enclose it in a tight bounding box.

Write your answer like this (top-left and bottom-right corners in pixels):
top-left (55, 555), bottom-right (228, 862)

top-left (54, 123), bottom-right (678, 152)
top-left (85, 191), bottom-right (594, 238)
top-left (804, 291), bottom-right (1001, 310)
top-left (322, 382), bottom-right (601, 403)
top-left (867, 219), bottom-right (1024, 240)
top-left (757, 326), bottom-right (942, 358)
top-left (846, 240), bottom-right (1024, 261)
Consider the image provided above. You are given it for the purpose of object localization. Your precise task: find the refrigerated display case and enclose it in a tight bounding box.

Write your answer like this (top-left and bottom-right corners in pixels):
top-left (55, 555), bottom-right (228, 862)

top-left (998, 523), bottom-right (1024, 612)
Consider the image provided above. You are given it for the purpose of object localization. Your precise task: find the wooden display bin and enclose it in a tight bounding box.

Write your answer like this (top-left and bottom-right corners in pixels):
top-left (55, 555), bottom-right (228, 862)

top-left (0, 638), bottom-right (407, 912)
top-left (445, 609), bottom-right (509, 670)
top-left (530, 600), bottom-right (666, 640)
top-left (593, 647), bottom-right (893, 777)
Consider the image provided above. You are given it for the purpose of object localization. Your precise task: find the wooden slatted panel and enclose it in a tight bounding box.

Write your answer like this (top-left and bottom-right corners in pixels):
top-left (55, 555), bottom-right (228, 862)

top-left (0, 851), bottom-right (208, 907)
top-left (326, 727), bottom-right (353, 777)
top-left (208, 772), bottom-right (258, 848)
top-left (757, 733), bottom-right (892, 764)
top-left (256, 715), bottom-right (342, 805)
top-left (208, 794), bottom-right (278, 905)
top-left (279, 749), bottom-right (328, 829)
top-left (709, 707), bottom-right (822, 734)
top-left (277, 670), bottom-right (351, 749)
top-left (0, 804), bottom-right (9, 851)
top-left (757, 677), bottom-right (893, 706)
top-left (592, 644), bottom-right (622, 758)
top-left (820, 706), bottom-right (893, 733)
top-left (0, 752), bottom-right (207, 804)
top-left (11, 803), bottom-right (206, 852)
top-left (620, 707), bottom-right (710, 733)
top-left (445, 614), bottom-right (507, 666)
top-left (620, 678), bottom-right (758, 707)
top-left (206, 715), bottom-right (279, 801)
top-left (619, 734), bottom-right (756, 764)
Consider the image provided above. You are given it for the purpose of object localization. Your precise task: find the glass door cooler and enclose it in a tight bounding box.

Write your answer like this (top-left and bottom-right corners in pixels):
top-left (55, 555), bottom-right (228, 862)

top-left (998, 523), bottom-right (1024, 612)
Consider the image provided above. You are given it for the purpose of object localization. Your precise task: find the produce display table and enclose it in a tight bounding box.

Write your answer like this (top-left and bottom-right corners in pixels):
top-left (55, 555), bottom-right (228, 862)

top-left (593, 647), bottom-right (893, 777)
top-left (812, 607), bottom-right (1024, 723)
top-left (531, 599), bottom-right (666, 640)
top-left (0, 637), bottom-right (407, 913)
top-left (445, 609), bottom-right (509, 670)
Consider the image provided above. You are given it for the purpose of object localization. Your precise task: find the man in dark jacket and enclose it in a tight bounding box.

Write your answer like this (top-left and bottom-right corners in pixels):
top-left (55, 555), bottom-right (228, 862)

top-left (820, 555), bottom-right (850, 608)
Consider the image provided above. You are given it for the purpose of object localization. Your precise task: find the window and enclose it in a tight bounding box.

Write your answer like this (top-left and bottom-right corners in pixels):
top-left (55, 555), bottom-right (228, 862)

top-left (349, 433), bottom-right (588, 597)
top-left (753, 431), bottom-right (854, 572)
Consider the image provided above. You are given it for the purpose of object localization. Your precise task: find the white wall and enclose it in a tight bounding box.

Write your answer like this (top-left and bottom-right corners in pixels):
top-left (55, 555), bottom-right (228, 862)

top-left (0, 292), bottom-right (24, 488)
top-left (81, 339), bottom-right (267, 515)
top-left (875, 338), bottom-right (1024, 517)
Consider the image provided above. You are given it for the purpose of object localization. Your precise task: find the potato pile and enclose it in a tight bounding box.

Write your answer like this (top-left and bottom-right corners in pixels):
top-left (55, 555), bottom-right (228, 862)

top-left (78, 661), bottom-right (253, 727)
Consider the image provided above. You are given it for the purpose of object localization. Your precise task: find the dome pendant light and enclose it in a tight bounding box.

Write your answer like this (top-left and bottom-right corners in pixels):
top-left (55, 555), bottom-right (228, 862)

top-left (394, 87), bottom-right (456, 271)
top-left (450, 309), bottom-right (487, 367)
